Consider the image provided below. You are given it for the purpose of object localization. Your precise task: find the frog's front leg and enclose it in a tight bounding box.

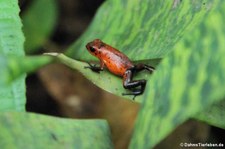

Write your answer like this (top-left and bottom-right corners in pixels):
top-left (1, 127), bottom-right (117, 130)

top-left (85, 60), bottom-right (104, 73)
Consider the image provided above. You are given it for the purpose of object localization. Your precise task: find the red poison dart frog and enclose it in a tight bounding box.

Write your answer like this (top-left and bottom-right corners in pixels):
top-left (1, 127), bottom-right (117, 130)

top-left (85, 39), bottom-right (154, 99)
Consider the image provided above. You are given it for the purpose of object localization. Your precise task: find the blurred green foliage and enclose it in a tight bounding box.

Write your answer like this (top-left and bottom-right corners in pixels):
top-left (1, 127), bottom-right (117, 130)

top-left (22, 0), bottom-right (58, 53)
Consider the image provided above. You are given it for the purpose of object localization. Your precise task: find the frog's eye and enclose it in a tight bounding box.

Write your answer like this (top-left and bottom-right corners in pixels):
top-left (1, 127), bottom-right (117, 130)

top-left (90, 47), bottom-right (96, 52)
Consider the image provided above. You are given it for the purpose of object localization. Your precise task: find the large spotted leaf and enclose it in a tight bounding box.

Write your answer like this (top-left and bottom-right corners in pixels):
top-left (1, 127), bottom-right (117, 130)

top-left (193, 99), bottom-right (225, 129)
top-left (0, 112), bottom-right (113, 149)
top-left (63, 0), bottom-right (215, 101)
top-left (67, 0), bottom-right (212, 61)
top-left (0, 0), bottom-right (26, 111)
top-left (130, 1), bottom-right (225, 148)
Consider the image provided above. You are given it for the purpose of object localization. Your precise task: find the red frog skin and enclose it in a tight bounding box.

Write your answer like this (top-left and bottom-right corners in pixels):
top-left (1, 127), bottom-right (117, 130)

top-left (85, 39), bottom-right (154, 99)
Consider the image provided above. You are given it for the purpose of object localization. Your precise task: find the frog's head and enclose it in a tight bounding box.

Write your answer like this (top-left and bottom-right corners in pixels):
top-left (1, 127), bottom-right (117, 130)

top-left (86, 39), bottom-right (104, 55)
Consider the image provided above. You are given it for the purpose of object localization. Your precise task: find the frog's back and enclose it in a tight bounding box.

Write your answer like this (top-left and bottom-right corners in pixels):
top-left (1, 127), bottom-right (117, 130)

top-left (100, 44), bottom-right (134, 76)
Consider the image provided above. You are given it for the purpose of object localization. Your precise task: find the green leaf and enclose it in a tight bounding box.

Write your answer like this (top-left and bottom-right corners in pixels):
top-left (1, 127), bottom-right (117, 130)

top-left (0, 0), bottom-right (26, 111)
top-left (0, 112), bottom-right (113, 149)
top-left (44, 53), bottom-right (160, 101)
top-left (62, 0), bottom-right (215, 101)
top-left (67, 0), bottom-right (213, 61)
top-left (0, 0), bottom-right (54, 111)
top-left (130, 1), bottom-right (225, 148)
top-left (193, 99), bottom-right (225, 129)
top-left (0, 55), bottom-right (52, 85)
top-left (22, 0), bottom-right (58, 53)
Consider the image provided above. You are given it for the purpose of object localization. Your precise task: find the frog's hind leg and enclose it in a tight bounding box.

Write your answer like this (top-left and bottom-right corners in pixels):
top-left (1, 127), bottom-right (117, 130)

top-left (122, 69), bottom-right (146, 100)
top-left (134, 64), bottom-right (154, 73)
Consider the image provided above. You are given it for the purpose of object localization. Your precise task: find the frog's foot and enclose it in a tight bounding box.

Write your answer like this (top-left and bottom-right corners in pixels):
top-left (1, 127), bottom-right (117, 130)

top-left (122, 92), bottom-right (139, 100)
top-left (84, 62), bottom-right (103, 73)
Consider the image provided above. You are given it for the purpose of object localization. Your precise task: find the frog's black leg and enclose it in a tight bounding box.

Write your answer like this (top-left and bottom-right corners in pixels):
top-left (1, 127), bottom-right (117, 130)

top-left (84, 60), bottom-right (104, 73)
top-left (122, 69), bottom-right (147, 100)
top-left (134, 64), bottom-right (155, 73)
